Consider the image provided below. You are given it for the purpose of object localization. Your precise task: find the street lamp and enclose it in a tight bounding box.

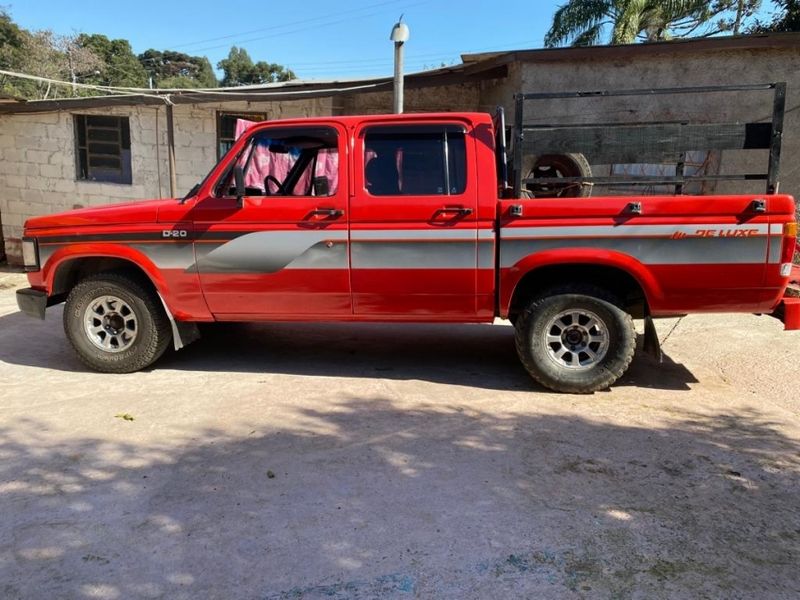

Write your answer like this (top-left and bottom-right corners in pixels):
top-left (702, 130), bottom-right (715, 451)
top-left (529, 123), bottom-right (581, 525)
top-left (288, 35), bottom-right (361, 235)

top-left (390, 16), bottom-right (409, 114)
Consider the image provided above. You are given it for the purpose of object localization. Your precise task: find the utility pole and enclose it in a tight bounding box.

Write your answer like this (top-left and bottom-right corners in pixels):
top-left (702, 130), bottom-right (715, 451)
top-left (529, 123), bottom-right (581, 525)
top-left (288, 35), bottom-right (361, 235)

top-left (390, 16), bottom-right (409, 114)
top-left (67, 48), bottom-right (77, 97)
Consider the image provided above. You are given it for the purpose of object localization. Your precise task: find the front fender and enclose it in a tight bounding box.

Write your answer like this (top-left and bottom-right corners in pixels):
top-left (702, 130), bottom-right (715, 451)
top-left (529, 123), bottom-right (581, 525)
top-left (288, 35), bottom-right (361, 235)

top-left (43, 243), bottom-right (170, 296)
top-left (500, 248), bottom-right (664, 317)
top-left (36, 243), bottom-right (210, 321)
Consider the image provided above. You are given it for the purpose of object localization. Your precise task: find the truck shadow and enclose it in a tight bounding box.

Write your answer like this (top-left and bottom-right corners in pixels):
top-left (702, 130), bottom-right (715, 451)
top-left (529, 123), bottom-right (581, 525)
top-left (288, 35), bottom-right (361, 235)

top-left (0, 306), bottom-right (697, 392)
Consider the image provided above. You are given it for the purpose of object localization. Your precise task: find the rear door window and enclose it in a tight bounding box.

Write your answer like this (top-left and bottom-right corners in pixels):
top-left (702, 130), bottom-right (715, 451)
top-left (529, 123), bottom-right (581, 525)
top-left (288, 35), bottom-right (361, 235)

top-left (363, 125), bottom-right (466, 196)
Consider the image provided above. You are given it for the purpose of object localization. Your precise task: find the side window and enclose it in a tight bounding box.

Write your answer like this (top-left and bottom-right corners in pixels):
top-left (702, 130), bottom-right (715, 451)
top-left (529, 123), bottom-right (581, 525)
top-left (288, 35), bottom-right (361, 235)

top-left (217, 111), bottom-right (266, 159)
top-left (363, 125), bottom-right (466, 196)
top-left (215, 126), bottom-right (339, 197)
top-left (74, 115), bottom-right (132, 184)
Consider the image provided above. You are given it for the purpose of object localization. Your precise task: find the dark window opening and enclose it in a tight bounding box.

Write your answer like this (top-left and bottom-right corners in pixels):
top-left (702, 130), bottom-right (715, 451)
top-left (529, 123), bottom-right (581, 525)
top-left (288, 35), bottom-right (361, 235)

top-left (217, 112), bottom-right (266, 159)
top-left (364, 125), bottom-right (467, 196)
top-left (74, 115), bottom-right (131, 184)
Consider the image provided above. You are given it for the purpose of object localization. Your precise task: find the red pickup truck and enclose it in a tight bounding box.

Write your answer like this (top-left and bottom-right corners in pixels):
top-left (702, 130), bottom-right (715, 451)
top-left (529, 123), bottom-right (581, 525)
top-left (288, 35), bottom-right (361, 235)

top-left (15, 112), bottom-right (799, 393)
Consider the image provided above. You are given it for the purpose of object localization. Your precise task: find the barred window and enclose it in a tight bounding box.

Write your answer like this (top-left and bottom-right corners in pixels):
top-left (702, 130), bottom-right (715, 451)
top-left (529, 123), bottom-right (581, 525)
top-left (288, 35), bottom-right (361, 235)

top-left (74, 115), bottom-right (132, 185)
top-left (217, 111), bottom-right (266, 158)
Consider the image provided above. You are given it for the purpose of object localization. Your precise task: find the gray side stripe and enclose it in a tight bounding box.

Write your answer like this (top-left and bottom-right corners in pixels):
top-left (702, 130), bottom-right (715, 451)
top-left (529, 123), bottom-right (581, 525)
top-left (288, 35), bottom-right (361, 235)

top-left (478, 245), bottom-right (494, 269)
top-left (195, 230), bottom-right (347, 274)
top-left (351, 229), bottom-right (477, 241)
top-left (351, 241), bottom-right (476, 269)
top-left (768, 237), bottom-right (783, 264)
top-left (501, 237), bottom-right (768, 267)
top-left (285, 242), bottom-right (348, 270)
top-left (130, 243), bottom-right (195, 270)
top-left (501, 224), bottom-right (770, 239)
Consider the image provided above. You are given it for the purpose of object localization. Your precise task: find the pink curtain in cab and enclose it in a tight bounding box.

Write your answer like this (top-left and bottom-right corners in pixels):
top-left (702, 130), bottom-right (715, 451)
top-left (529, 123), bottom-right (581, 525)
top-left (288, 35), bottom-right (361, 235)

top-left (235, 119), bottom-right (338, 194)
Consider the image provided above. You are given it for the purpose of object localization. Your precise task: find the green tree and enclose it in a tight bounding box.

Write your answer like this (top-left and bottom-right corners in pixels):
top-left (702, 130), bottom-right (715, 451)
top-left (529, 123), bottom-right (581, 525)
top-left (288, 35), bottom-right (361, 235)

top-left (545, 0), bottom-right (761, 47)
top-left (217, 46), bottom-right (295, 86)
top-left (77, 33), bottom-right (148, 87)
top-left (138, 49), bottom-right (218, 88)
top-left (0, 20), bottom-right (102, 100)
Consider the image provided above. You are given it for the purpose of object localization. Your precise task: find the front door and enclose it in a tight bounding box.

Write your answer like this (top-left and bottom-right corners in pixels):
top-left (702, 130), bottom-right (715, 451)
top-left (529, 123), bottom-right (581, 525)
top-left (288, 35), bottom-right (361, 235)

top-left (349, 120), bottom-right (479, 317)
top-left (189, 123), bottom-right (351, 318)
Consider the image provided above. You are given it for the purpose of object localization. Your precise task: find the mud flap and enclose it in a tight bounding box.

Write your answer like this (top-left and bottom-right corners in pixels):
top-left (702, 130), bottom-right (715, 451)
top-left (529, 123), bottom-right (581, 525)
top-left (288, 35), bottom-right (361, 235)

top-left (157, 292), bottom-right (201, 351)
top-left (643, 315), bottom-right (663, 362)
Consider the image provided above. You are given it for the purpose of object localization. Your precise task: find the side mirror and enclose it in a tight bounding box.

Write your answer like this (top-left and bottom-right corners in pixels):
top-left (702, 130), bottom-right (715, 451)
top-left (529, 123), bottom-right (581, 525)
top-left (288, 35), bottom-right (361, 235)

top-left (234, 165), bottom-right (246, 208)
top-left (313, 175), bottom-right (330, 197)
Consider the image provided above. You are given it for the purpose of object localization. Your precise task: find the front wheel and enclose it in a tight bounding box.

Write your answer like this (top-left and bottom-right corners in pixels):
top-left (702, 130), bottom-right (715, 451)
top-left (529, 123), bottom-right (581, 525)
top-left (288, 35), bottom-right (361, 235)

top-left (514, 285), bottom-right (636, 393)
top-left (63, 272), bottom-right (171, 373)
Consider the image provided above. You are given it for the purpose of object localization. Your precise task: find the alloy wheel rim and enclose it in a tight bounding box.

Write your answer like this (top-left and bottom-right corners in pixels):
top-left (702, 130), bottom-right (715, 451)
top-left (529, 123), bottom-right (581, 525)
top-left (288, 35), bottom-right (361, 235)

top-left (543, 308), bottom-right (609, 370)
top-left (83, 295), bottom-right (138, 353)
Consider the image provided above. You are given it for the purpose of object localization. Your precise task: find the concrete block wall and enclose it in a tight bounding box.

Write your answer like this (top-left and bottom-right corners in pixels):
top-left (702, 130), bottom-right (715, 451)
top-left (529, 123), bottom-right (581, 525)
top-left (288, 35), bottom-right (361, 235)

top-left (340, 83), bottom-right (482, 114)
top-left (0, 106), bottom-right (167, 261)
top-left (0, 97), bottom-right (333, 262)
top-left (505, 47), bottom-right (800, 202)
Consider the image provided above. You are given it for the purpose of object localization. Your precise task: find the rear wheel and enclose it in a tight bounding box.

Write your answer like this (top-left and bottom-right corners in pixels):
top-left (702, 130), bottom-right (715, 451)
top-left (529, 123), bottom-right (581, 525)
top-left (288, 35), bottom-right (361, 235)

top-left (514, 285), bottom-right (635, 393)
top-left (63, 272), bottom-right (171, 373)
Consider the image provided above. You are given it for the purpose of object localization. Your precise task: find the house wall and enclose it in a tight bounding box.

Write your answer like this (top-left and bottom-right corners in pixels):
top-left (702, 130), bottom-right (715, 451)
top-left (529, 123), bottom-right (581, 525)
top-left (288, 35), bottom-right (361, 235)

top-left (0, 83), bottom-right (484, 262)
top-left (339, 82), bottom-right (482, 114)
top-left (494, 47), bottom-right (800, 201)
top-left (3, 43), bottom-right (800, 262)
top-left (0, 97), bottom-right (333, 262)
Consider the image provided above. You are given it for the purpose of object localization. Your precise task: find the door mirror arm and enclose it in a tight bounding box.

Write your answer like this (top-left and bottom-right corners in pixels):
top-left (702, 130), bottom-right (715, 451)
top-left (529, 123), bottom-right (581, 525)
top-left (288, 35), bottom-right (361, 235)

top-left (234, 165), bottom-right (246, 208)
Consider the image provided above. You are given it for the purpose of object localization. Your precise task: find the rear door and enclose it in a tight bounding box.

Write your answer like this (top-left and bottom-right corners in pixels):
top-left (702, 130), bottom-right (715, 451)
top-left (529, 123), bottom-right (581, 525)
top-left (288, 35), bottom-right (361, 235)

top-left (349, 121), bottom-right (479, 318)
top-left (189, 123), bottom-right (350, 318)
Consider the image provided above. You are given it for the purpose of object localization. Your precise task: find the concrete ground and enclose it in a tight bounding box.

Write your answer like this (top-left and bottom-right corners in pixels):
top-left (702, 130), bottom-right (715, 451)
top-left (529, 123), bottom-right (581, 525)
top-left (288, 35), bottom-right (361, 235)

top-left (1, 271), bottom-right (799, 600)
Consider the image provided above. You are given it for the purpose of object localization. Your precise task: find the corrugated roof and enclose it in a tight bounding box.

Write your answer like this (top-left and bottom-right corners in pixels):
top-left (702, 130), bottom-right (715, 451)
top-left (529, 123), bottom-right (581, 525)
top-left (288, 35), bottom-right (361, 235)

top-left (0, 92), bottom-right (24, 104)
top-left (461, 32), bottom-right (800, 64)
top-left (0, 61), bottom-right (507, 114)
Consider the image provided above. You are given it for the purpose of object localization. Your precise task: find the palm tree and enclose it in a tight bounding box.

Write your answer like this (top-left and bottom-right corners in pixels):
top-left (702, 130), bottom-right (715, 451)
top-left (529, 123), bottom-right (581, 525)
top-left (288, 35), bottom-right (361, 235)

top-left (545, 0), bottom-right (760, 47)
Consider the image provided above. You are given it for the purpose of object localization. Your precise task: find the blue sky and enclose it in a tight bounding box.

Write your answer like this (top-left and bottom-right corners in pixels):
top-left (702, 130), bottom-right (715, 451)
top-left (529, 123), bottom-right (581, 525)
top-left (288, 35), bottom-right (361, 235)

top-left (7, 0), bottom-right (781, 81)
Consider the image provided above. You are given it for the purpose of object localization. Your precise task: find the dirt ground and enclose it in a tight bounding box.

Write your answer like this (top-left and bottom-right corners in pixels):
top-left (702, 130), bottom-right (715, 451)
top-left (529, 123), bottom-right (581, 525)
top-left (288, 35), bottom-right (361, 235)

top-left (1, 271), bottom-right (799, 599)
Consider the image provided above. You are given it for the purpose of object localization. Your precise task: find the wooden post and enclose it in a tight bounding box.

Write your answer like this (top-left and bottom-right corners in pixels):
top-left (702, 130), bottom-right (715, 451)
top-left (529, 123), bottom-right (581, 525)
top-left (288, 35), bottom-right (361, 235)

top-left (165, 100), bottom-right (177, 198)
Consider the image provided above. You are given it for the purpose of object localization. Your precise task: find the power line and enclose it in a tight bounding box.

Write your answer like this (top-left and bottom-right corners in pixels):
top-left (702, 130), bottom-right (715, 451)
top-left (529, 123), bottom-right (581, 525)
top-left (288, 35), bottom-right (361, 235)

top-left (172, 0), bottom-right (423, 52)
top-left (0, 67), bottom-right (395, 98)
top-left (279, 38), bottom-right (536, 67)
top-left (184, 1), bottom-right (429, 55)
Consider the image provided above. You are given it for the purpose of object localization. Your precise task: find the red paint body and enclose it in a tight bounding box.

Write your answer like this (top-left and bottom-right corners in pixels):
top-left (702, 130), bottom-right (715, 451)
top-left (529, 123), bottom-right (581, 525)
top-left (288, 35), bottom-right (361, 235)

top-left (22, 113), bottom-right (798, 329)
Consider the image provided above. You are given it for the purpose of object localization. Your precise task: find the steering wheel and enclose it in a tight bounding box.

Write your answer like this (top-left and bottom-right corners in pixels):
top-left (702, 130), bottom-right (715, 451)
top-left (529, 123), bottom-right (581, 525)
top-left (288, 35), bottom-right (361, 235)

top-left (264, 175), bottom-right (286, 196)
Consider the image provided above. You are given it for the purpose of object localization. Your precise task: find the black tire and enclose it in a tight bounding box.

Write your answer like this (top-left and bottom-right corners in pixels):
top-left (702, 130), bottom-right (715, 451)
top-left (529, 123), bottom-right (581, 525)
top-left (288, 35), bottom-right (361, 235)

top-left (514, 284), bottom-right (635, 393)
top-left (63, 272), bottom-right (171, 373)
top-left (524, 153), bottom-right (592, 198)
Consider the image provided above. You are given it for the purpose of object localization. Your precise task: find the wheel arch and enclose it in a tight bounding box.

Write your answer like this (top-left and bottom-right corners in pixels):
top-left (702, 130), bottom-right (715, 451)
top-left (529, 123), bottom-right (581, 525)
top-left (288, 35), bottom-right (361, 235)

top-left (45, 248), bottom-right (169, 309)
top-left (504, 252), bottom-right (661, 320)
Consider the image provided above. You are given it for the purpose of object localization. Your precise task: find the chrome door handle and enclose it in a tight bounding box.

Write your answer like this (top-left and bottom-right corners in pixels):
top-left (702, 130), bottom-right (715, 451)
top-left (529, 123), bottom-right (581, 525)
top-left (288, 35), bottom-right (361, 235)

top-left (440, 206), bottom-right (473, 216)
top-left (311, 208), bottom-right (344, 217)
